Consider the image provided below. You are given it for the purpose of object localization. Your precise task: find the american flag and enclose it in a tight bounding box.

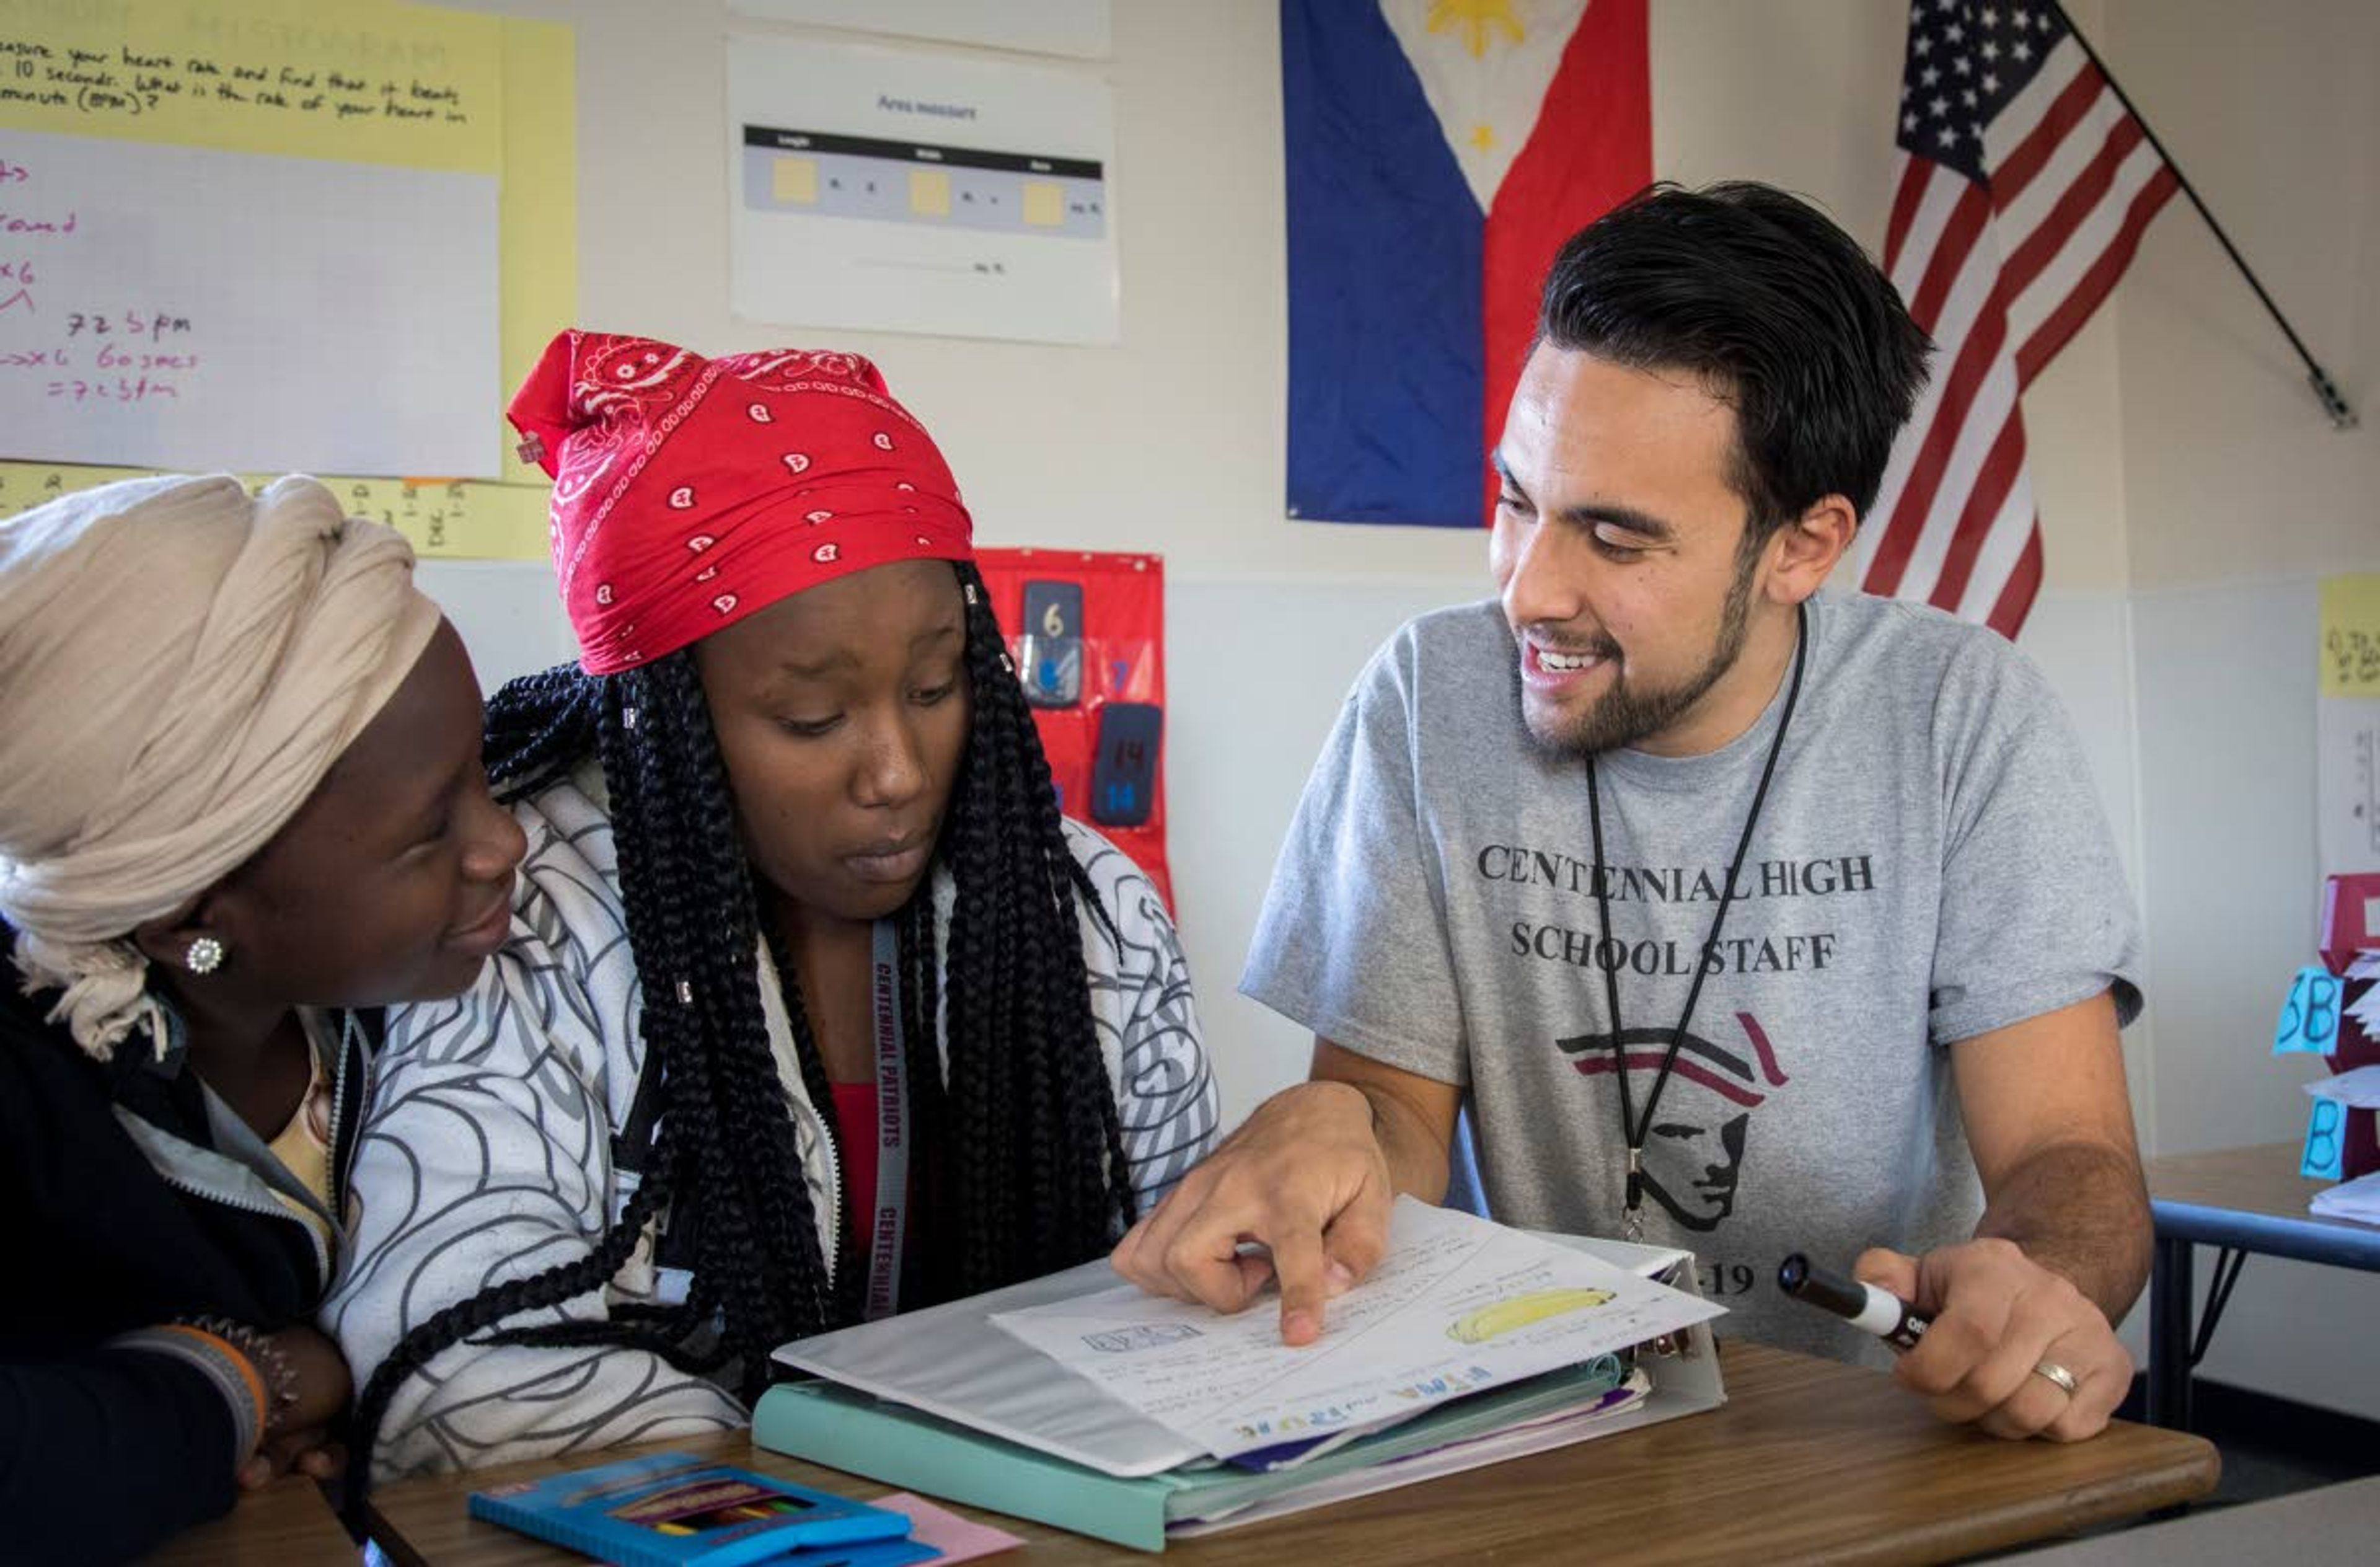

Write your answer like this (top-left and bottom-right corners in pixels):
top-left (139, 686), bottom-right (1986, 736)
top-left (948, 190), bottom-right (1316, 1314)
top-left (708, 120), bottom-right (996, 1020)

top-left (1852, 1), bottom-right (2177, 637)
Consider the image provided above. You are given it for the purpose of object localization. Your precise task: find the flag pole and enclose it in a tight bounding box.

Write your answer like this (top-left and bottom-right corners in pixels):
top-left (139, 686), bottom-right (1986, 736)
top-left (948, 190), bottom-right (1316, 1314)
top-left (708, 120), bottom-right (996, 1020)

top-left (2048, 0), bottom-right (2356, 430)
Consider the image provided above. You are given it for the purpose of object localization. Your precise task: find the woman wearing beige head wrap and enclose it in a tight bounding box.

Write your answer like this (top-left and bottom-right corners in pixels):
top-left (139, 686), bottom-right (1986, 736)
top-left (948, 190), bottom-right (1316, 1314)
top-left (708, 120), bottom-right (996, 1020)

top-left (0, 473), bottom-right (526, 1564)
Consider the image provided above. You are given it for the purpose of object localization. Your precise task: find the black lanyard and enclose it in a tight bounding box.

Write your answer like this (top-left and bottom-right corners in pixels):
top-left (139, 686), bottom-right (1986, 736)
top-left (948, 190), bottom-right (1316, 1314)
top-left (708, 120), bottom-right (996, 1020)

top-left (756, 919), bottom-right (914, 1322)
top-left (860, 919), bottom-right (910, 1321)
top-left (1586, 601), bottom-right (1807, 1241)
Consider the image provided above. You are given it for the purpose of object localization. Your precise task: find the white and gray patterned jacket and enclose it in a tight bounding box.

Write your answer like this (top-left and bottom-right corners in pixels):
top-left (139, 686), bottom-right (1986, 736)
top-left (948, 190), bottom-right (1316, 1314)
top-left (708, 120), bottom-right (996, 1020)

top-left (325, 772), bottom-right (1219, 1480)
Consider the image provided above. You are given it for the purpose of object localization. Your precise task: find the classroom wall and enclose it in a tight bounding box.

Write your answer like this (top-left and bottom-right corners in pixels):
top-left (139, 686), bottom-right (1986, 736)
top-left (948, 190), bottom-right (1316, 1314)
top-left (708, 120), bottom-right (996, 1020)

top-left (2102, 0), bottom-right (2380, 1418)
top-left (416, 1), bottom-right (2371, 1413)
top-left (431, 0), bottom-right (2143, 1121)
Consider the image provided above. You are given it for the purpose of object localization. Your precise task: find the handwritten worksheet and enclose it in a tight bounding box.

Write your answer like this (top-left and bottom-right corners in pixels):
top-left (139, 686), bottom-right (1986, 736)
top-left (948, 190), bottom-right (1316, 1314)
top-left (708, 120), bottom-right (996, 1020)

top-left (992, 1198), bottom-right (1722, 1460)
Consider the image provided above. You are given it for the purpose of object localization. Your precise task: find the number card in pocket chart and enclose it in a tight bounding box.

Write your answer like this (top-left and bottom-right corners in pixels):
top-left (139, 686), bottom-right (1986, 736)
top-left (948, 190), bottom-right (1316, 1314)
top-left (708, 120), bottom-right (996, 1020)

top-left (974, 547), bottom-right (1170, 915)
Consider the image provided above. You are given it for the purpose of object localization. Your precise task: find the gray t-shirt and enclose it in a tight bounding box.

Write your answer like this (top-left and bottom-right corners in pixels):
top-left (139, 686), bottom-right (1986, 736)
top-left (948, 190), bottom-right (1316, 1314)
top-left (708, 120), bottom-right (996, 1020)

top-left (1242, 591), bottom-right (2142, 1364)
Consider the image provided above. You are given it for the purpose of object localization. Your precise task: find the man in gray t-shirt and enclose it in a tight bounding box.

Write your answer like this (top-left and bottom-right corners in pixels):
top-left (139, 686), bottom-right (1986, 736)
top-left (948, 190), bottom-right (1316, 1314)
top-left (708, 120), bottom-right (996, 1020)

top-left (1235, 588), bottom-right (2140, 1368)
top-left (1113, 183), bottom-right (2153, 1444)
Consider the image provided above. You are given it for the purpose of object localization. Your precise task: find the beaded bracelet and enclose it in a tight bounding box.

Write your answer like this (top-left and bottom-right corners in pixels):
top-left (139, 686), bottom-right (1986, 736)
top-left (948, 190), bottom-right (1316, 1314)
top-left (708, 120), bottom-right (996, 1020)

top-left (175, 1316), bottom-right (301, 1434)
top-left (110, 1324), bottom-right (264, 1470)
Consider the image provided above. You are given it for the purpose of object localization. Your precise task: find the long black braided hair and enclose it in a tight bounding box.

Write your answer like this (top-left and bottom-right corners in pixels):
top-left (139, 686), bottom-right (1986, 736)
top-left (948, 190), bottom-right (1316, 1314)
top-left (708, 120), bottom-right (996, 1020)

top-left (347, 560), bottom-right (1134, 1480)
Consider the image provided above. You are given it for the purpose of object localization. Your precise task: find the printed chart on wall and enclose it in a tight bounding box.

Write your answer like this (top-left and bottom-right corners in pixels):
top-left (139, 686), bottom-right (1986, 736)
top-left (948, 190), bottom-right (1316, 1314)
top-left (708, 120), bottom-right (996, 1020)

top-left (0, 0), bottom-right (575, 558)
top-left (728, 0), bottom-right (1111, 60)
top-left (2319, 573), bottom-right (2380, 875)
top-left (727, 35), bottom-right (1117, 345)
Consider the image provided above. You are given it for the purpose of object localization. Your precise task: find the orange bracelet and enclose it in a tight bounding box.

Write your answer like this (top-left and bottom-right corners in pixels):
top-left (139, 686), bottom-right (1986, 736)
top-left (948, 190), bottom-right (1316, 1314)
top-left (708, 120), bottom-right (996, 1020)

top-left (154, 1322), bottom-right (269, 1446)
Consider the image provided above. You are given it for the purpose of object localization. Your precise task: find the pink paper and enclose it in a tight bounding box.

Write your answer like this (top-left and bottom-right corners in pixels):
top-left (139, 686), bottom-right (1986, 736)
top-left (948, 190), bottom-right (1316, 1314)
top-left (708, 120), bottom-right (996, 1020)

top-left (872, 1492), bottom-right (1026, 1563)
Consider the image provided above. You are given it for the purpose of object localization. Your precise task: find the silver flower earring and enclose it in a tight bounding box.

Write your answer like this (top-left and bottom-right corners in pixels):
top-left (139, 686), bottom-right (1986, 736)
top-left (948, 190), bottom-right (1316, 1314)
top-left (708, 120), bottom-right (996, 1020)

top-left (185, 937), bottom-right (226, 976)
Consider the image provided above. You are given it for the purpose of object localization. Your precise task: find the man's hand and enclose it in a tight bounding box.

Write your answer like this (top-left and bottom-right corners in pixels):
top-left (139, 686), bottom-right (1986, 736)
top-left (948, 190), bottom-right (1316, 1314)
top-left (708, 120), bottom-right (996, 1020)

top-left (1111, 1080), bottom-right (1395, 1345)
top-left (1873, 989), bottom-right (2147, 1443)
top-left (1856, 1238), bottom-right (2130, 1442)
top-left (236, 1323), bottom-right (353, 1490)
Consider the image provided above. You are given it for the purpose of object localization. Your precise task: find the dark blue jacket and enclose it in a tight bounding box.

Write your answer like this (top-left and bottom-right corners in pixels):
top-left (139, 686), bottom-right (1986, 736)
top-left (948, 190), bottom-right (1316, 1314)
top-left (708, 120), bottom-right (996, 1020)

top-left (0, 953), bottom-right (371, 1565)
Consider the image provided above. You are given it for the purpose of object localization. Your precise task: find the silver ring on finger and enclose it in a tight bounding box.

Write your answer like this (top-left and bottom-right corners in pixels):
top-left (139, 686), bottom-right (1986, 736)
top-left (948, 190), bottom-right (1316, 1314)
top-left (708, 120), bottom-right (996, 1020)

top-left (2029, 1359), bottom-right (2079, 1396)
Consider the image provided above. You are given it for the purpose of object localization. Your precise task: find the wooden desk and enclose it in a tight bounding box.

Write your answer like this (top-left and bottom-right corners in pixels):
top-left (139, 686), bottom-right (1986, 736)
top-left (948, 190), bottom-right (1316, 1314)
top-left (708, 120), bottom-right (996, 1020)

top-left (367, 1343), bottom-right (2218, 1566)
top-left (2005, 1472), bottom-right (2380, 1563)
top-left (140, 1477), bottom-right (352, 1565)
top-left (2142, 1142), bottom-right (2380, 1429)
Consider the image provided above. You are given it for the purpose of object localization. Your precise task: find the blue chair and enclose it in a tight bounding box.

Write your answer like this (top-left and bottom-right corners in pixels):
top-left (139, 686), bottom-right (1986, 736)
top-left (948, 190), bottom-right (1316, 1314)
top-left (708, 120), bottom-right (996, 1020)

top-left (1444, 1098), bottom-right (1491, 1219)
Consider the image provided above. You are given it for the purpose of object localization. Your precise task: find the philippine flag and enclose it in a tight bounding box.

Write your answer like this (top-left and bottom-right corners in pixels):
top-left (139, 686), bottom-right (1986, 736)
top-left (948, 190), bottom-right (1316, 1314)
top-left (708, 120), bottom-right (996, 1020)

top-left (1283, 0), bottom-right (1651, 527)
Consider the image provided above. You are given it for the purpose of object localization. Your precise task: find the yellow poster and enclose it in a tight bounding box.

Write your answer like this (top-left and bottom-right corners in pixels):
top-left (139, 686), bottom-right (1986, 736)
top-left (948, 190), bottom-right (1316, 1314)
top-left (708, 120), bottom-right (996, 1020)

top-left (0, 461), bottom-right (549, 561)
top-left (2320, 573), bottom-right (2380, 699)
top-left (0, 0), bottom-right (500, 170)
top-left (0, 1), bottom-right (572, 557)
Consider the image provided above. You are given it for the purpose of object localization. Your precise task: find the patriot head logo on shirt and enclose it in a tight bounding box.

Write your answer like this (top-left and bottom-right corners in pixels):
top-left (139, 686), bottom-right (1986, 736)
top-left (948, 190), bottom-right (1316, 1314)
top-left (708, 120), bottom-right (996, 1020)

top-left (1557, 1013), bottom-right (1790, 1232)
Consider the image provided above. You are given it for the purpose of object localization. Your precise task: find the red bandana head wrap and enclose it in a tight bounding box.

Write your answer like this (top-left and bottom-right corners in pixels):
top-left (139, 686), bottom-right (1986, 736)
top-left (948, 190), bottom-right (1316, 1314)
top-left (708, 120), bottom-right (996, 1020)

top-left (508, 329), bottom-right (974, 674)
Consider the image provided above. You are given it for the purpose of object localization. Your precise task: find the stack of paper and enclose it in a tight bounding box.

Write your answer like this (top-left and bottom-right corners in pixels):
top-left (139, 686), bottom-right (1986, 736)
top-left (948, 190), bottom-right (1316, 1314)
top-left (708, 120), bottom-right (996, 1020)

top-left (756, 1199), bottom-right (1727, 1550)
top-left (986, 1200), bottom-right (1703, 1461)
top-left (2311, 1168), bottom-right (2380, 1223)
top-left (2307, 1063), bottom-right (2380, 1115)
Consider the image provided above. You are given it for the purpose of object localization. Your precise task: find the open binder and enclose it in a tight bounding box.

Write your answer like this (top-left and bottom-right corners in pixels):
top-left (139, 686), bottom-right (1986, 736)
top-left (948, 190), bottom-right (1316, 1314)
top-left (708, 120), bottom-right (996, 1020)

top-left (752, 1232), bottom-right (1725, 1551)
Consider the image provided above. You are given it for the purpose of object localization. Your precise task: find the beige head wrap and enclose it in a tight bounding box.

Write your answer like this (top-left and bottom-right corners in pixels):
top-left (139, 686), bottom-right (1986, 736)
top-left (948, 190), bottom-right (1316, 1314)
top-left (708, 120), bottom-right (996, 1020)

top-left (0, 474), bottom-right (442, 1059)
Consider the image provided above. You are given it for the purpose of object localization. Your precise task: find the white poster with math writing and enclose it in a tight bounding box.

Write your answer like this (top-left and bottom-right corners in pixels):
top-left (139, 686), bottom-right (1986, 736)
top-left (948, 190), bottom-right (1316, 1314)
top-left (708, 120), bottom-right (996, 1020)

top-left (0, 0), bottom-right (564, 487)
top-left (0, 127), bottom-right (497, 476)
top-left (727, 34), bottom-right (1117, 345)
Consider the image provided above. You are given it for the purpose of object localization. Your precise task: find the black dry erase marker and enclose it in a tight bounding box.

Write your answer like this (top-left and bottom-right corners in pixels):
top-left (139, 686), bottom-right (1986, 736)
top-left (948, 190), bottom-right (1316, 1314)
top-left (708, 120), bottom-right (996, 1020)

top-left (1777, 1252), bottom-right (1931, 1351)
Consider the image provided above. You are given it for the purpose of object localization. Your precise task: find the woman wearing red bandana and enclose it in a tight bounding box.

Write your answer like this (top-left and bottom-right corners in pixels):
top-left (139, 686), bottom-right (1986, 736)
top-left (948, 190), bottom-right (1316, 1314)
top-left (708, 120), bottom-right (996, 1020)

top-left (328, 332), bottom-right (1220, 1480)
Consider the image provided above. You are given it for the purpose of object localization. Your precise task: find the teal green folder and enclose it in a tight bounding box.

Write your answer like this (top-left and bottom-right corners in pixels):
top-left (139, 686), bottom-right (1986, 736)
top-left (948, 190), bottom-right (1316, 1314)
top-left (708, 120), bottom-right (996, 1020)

top-left (751, 1357), bottom-right (1630, 1553)
top-left (754, 1380), bottom-right (1185, 1552)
